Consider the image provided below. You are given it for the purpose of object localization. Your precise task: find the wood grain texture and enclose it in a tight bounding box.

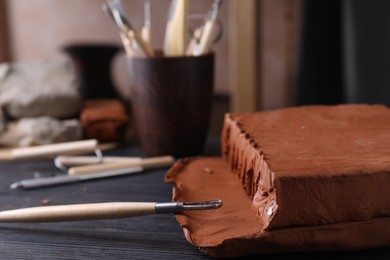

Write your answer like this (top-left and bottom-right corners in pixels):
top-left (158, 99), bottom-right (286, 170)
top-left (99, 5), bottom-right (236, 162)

top-left (259, 0), bottom-right (300, 110)
top-left (0, 143), bottom-right (388, 259)
top-left (0, 202), bottom-right (157, 222)
top-left (0, 0), bottom-right (11, 62)
top-left (68, 156), bottom-right (174, 175)
top-left (11, 140), bottom-right (98, 160)
top-left (228, 0), bottom-right (258, 112)
top-left (127, 54), bottom-right (214, 157)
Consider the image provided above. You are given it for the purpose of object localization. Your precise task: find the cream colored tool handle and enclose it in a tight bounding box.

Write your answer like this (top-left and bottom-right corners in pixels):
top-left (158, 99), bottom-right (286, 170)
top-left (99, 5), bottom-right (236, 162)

top-left (0, 202), bottom-right (156, 222)
top-left (11, 139), bottom-right (98, 160)
top-left (141, 0), bottom-right (152, 45)
top-left (129, 30), bottom-right (155, 57)
top-left (193, 20), bottom-right (219, 56)
top-left (141, 26), bottom-right (152, 45)
top-left (120, 31), bottom-right (135, 56)
top-left (68, 155), bottom-right (175, 175)
top-left (186, 27), bottom-right (202, 56)
top-left (55, 156), bottom-right (142, 167)
top-left (163, 0), bottom-right (188, 56)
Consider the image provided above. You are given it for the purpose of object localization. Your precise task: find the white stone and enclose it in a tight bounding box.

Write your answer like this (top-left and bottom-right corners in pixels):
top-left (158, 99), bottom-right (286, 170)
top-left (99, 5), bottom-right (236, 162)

top-left (0, 60), bottom-right (82, 119)
top-left (0, 117), bottom-right (82, 147)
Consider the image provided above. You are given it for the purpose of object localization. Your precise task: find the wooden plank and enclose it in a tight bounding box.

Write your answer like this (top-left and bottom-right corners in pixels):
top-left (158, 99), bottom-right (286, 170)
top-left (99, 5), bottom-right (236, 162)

top-left (228, 0), bottom-right (258, 112)
top-left (259, 0), bottom-right (300, 110)
top-left (284, 0), bottom-right (300, 106)
top-left (0, 143), bottom-right (388, 259)
top-left (0, 0), bottom-right (11, 62)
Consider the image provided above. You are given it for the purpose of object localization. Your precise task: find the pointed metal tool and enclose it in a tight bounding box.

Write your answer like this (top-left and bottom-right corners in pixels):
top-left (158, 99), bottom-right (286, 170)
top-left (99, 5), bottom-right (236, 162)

top-left (108, 0), bottom-right (154, 57)
top-left (0, 200), bottom-right (223, 222)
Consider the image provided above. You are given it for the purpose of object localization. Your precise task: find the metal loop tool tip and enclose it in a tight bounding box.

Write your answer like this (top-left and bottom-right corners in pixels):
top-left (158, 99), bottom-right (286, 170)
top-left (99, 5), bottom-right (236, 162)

top-left (155, 199), bottom-right (223, 214)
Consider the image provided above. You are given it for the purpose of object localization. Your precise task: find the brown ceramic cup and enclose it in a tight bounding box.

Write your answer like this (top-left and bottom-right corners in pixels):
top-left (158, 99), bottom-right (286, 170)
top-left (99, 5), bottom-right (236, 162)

top-left (127, 53), bottom-right (214, 158)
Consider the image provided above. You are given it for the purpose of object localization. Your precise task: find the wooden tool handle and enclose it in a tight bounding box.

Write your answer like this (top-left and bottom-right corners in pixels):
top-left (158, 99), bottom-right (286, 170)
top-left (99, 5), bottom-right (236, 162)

top-left (0, 202), bottom-right (156, 222)
top-left (194, 21), bottom-right (219, 56)
top-left (140, 156), bottom-right (175, 169)
top-left (120, 31), bottom-right (135, 56)
top-left (163, 0), bottom-right (188, 56)
top-left (11, 139), bottom-right (98, 160)
top-left (130, 30), bottom-right (155, 57)
top-left (55, 155), bottom-right (141, 167)
top-left (68, 155), bottom-right (175, 175)
top-left (141, 25), bottom-right (152, 46)
top-left (186, 27), bottom-right (202, 56)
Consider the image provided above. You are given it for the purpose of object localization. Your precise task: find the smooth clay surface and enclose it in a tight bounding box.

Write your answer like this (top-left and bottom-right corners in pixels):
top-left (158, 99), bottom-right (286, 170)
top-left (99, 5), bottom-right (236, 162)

top-left (166, 157), bottom-right (390, 258)
top-left (222, 104), bottom-right (390, 230)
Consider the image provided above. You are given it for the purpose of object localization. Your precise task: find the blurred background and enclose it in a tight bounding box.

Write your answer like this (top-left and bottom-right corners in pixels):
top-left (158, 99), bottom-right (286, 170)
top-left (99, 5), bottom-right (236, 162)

top-left (0, 0), bottom-right (228, 103)
top-left (0, 0), bottom-right (298, 112)
top-left (1, 0), bottom-right (389, 134)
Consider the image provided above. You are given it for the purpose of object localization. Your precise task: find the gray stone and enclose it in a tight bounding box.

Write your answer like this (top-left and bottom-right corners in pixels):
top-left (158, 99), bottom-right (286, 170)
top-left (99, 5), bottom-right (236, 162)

top-left (0, 60), bottom-right (82, 119)
top-left (0, 117), bottom-right (82, 147)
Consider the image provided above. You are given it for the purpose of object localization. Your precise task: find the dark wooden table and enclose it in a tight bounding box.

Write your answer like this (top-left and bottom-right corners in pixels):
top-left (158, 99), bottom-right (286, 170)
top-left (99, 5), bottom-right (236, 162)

top-left (0, 139), bottom-right (388, 259)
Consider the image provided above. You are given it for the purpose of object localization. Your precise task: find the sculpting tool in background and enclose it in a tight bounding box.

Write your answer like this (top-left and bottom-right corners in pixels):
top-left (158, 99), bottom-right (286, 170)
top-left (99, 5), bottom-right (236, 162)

top-left (0, 139), bottom-right (99, 160)
top-left (0, 200), bottom-right (222, 222)
top-left (185, 25), bottom-right (203, 56)
top-left (105, 0), bottom-right (222, 57)
top-left (54, 155), bottom-right (142, 167)
top-left (67, 155), bottom-right (174, 175)
top-left (102, 3), bottom-right (135, 56)
top-left (141, 0), bottom-right (152, 46)
top-left (109, 0), bottom-right (154, 57)
top-left (163, 0), bottom-right (188, 56)
top-left (10, 156), bottom-right (175, 189)
top-left (192, 0), bottom-right (222, 56)
top-left (10, 166), bottom-right (143, 189)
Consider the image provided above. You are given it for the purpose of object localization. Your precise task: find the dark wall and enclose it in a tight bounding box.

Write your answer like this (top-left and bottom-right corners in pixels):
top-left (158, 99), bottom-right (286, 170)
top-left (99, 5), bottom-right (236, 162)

top-left (294, 0), bottom-right (390, 107)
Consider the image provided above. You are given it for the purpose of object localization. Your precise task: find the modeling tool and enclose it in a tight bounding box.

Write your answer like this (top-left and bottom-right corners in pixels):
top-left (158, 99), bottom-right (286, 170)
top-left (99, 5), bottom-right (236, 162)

top-left (110, 0), bottom-right (154, 57)
top-left (10, 166), bottom-right (144, 189)
top-left (193, 0), bottom-right (222, 56)
top-left (0, 139), bottom-right (98, 161)
top-left (67, 156), bottom-right (175, 175)
top-left (54, 155), bottom-right (142, 167)
top-left (0, 200), bottom-right (222, 222)
top-left (163, 0), bottom-right (188, 56)
top-left (141, 1), bottom-right (152, 45)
